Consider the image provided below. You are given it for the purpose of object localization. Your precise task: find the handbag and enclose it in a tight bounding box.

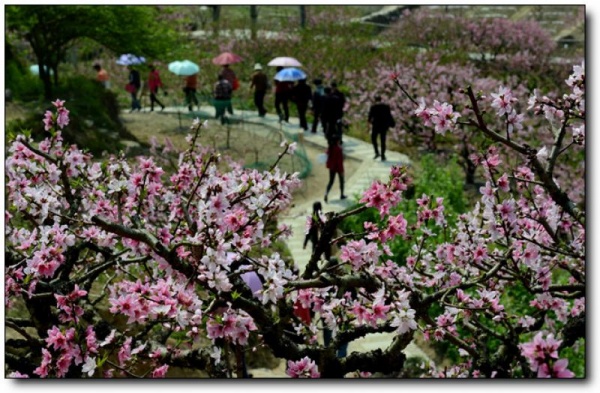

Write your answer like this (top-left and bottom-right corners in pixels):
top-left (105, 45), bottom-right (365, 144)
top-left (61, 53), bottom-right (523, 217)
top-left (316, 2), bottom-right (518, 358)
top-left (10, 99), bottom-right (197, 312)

top-left (388, 112), bottom-right (396, 128)
top-left (232, 78), bottom-right (240, 91)
top-left (125, 83), bottom-right (137, 94)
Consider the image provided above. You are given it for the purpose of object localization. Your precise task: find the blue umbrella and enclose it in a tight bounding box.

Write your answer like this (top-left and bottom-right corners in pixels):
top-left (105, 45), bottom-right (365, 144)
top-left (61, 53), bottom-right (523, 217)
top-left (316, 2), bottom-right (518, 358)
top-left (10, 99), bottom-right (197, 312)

top-left (274, 67), bottom-right (307, 82)
top-left (116, 53), bottom-right (146, 66)
top-left (168, 60), bottom-right (200, 76)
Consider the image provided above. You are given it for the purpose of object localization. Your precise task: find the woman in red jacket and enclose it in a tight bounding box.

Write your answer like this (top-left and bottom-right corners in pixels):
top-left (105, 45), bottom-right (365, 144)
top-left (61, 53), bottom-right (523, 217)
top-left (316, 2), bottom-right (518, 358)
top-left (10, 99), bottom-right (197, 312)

top-left (324, 135), bottom-right (347, 203)
top-left (148, 65), bottom-right (165, 112)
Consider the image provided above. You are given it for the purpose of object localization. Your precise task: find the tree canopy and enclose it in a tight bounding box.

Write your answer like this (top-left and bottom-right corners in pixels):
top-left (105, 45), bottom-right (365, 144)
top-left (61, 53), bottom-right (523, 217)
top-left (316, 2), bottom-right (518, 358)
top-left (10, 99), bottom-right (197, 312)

top-left (6, 5), bottom-right (176, 99)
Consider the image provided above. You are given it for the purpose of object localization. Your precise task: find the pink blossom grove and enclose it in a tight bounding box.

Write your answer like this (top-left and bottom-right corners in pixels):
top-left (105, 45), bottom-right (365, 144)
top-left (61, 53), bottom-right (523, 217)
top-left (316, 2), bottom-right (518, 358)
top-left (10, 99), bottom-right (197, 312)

top-left (4, 63), bottom-right (584, 378)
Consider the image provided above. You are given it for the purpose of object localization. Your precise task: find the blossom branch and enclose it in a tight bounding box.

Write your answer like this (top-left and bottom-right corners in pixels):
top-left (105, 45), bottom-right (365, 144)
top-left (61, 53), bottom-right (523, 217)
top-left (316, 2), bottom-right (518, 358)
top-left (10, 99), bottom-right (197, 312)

top-left (465, 86), bottom-right (584, 225)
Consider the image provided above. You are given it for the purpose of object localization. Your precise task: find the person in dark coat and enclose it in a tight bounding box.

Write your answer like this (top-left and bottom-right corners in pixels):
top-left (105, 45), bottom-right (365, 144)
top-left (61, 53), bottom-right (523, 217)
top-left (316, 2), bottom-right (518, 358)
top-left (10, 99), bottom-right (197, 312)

top-left (213, 75), bottom-right (233, 124)
top-left (291, 78), bottom-right (312, 131)
top-left (311, 79), bottom-right (325, 133)
top-left (274, 66), bottom-right (292, 123)
top-left (324, 134), bottom-right (346, 203)
top-left (303, 201), bottom-right (323, 252)
top-left (250, 63), bottom-right (268, 117)
top-left (331, 81), bottom-right (346, 138)
top-left (368, 95), bottom-right (396, 161)
top-left (321, 87), bottom-right (341, 141)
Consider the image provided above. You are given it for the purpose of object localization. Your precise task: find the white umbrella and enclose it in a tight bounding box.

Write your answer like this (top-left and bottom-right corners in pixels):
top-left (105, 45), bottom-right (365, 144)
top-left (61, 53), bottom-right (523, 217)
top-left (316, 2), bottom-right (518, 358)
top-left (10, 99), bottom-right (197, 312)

top-left (168, 60), bottom-right (200, 76)
top-left (267, 56), bottom-right (302, 67)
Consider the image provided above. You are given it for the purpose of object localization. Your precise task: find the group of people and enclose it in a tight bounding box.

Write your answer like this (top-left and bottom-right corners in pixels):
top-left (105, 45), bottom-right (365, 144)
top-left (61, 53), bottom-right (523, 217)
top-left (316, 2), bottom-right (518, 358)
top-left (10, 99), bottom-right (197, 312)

top-left (93, 60), bottom-right (395, 166)
top-left (324, 93), bottom-right (394, 203)
top-left (188, 63), bottom-right (238, 123)
top-left (94, 63), bottom-right (166, 113)
top-left (92, 58), bottom-right (396, 362)
top-left (248, 68), bottom-right (348, 139)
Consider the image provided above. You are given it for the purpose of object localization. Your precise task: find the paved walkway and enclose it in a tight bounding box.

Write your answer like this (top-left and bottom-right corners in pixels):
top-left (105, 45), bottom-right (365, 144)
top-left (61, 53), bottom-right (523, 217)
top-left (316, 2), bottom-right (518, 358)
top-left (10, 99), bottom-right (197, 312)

top-left (124, 104), bottom-right (431, 375)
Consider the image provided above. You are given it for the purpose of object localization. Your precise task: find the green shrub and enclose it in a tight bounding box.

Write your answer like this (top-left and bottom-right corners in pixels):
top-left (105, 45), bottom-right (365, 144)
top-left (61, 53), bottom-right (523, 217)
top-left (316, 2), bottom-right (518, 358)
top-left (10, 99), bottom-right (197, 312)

top-left (6, 76), bottom-right (140, 156)
top-left (339, 153), bottom-right (467, 263)
top-left (5, 61), bottom-right (44, 101)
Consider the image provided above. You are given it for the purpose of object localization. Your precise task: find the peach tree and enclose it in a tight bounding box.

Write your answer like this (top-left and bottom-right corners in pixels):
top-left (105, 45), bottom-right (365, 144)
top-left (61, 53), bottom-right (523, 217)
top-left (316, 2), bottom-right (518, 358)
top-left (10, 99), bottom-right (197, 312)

top-left (5, 64), bottom-right (584, 378)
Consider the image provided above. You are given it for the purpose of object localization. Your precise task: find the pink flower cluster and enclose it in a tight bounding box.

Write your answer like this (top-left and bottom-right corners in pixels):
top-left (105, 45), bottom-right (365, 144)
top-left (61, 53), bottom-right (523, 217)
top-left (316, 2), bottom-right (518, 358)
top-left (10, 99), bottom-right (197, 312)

top-left (519, 332), bottom-right (574, 378)
top-left (206, 306), bottom-right (257, 346)
top-left (55, 285), bottom-right (87, 323)
top-left (43, 99), bottom-right (70, 131)
top-left (360, 165), bottom-right (409, 216)
top-left (109, 276), bottom-right (203, 327)
top-left (34, 325), bottom-right (98, 378)
top-left (414, 99), bottom-right (460, 135)
top-left (286, 356), bottom-right (320, 378)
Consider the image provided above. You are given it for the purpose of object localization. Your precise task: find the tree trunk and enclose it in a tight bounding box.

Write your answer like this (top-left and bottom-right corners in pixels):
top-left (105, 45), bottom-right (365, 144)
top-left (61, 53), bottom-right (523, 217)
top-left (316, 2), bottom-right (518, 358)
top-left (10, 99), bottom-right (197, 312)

top-left (52, 64), bottom-right (59, 88)
top-left (39, 63), bottom-right (53, 100)
top-left (299, 5), bottom-right (306, 29)
top-left (212, 5), bottom-right (221, 37)
top-left (250, 5), bottom-right (258, 41)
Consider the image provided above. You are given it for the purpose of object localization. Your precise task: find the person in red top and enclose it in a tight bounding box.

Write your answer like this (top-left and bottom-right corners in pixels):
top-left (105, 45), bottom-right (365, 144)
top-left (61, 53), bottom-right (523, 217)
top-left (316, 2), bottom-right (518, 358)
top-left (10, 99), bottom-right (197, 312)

top-left (324, 134), bottom-right (347, 203)
top-left (93, 63), bottom-right (110, 89)
top-left (147, 65), bottom-right (165, 112)
top-left (219, 64), bottom-right (238, 90)
top-left (183, 73), bottom-right (199, 112)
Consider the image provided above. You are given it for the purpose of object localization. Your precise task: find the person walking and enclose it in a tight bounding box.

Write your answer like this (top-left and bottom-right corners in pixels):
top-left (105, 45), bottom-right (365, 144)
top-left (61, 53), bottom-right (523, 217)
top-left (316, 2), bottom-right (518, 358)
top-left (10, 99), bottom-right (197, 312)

top-left (213, 74), bottom-right (233, 124)
top-left (368, 95), bottom-right (395, 161)
top-left (274, 66), bottom-right (292, 123)
top-left (219, 64), bottom-right (238, 90)
top-left (303, 201), bottom-right (323, 253)
top-left (331, 81), bottom-right (346, 139)
top-left (321, 87), bottom-right (341, 141)
top-left (324, 134), bottom-right (346, 203)
top-left (250, 63), bottom-right (268, 117)
top-left (126, 65), bottom-right (142, 112)
top-left (93, 63), bottom-right (110, 89)
top-left (183, 73), bottom-right (199, 112)
top-left (291, 78), bottom-right (312, 131)
top-left (147, 65), bottom-right (165, 112)
top-left (311, 79), bottom-right (325, 133)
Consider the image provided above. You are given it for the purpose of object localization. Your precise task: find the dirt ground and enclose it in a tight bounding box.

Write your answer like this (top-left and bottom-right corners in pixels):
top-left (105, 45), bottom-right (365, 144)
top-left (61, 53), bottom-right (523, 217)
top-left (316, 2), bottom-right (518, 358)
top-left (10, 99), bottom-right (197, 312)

top-left (5, 102), bottom-right (30, 123)
top-left (120, 110), bottom-right (360, 208)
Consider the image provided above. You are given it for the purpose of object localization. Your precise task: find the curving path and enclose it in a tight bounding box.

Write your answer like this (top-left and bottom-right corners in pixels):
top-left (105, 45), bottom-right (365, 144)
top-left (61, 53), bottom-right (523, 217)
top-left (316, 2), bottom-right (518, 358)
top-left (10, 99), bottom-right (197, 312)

top-left (125, 104), bottom-right (431, 375)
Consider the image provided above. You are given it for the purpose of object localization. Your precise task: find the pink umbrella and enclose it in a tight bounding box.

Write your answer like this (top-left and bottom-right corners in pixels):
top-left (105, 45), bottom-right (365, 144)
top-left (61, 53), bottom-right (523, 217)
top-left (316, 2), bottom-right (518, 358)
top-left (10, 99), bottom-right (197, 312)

top-left (267, 56), bottom-right (302, 67)
top-left (212, 52), bottom-right (243, 66)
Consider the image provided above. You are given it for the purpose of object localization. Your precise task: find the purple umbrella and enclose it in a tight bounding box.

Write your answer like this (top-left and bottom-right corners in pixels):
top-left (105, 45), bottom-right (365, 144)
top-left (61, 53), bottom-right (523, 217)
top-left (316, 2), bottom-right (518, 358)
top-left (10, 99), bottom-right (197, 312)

top-left (241, 271), bottom-right (262, 299)
top-left (116, 53), bottom-right (146, 66)
top-left (227, 252), bottom-right (262, 299)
